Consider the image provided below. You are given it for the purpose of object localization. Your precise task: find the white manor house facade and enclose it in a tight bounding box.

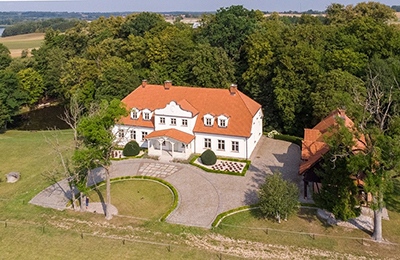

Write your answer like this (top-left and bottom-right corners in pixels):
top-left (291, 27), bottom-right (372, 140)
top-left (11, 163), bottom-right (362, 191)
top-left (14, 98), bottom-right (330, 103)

top-left (113, 80), bottom-right (263, 160)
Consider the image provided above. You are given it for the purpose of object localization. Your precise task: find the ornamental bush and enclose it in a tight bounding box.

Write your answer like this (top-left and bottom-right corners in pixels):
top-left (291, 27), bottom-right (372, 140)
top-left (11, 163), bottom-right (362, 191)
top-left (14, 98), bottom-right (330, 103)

top-left (123, 140), bottom-right (140, 156)
top-left (200, 149), bottom-right (217, 165)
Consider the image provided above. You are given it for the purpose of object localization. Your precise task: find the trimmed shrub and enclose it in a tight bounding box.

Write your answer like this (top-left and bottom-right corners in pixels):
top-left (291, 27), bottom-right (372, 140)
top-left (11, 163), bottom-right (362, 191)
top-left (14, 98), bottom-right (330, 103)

top-left (200, 149), bottom-right (217, 165)
top-left (123, 141), bottom-right (140, 156)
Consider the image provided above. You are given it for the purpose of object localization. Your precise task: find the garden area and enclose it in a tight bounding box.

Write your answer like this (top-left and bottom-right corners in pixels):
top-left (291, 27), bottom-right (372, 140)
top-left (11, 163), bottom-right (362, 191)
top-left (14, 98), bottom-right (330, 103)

top-left (1, 130), bottom-right (400, 259)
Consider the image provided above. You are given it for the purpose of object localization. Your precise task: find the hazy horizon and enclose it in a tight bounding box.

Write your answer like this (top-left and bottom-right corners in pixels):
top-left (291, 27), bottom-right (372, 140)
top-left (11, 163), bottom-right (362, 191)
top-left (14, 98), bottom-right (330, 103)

top-left (0, 0), bottom-right (398, 13)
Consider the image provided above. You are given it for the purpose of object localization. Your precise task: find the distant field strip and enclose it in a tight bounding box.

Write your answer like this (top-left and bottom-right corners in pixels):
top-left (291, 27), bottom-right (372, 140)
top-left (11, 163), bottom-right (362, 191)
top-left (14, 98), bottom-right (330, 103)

top-left (0, 33), bottom-right (44, 57)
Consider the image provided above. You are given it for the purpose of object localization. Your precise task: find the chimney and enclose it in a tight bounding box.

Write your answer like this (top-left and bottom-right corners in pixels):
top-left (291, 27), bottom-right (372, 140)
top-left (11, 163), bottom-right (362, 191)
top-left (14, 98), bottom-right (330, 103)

top-left (229, 84), bottom-right (237, 95)
top-left (164, 80), bottom-right (172, 90)
top-left (141, 79), bottom-right (147, 88)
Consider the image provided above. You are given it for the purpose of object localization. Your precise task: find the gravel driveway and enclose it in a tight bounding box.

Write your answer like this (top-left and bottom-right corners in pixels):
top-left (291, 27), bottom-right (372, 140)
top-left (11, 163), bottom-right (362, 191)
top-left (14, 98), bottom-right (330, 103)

top-left (30, 136), bottom-right (301, 228)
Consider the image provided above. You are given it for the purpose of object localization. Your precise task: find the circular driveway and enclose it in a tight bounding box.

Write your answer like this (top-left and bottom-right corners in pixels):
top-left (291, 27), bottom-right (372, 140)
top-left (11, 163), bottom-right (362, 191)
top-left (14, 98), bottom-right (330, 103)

top-left (30, 136), bottom-right (301, 229)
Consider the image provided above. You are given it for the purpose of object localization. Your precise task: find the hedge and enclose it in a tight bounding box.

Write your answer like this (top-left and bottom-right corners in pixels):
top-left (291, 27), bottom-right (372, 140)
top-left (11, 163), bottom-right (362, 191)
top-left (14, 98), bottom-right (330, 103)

top-left (273, 134), bottom-right (303, 146)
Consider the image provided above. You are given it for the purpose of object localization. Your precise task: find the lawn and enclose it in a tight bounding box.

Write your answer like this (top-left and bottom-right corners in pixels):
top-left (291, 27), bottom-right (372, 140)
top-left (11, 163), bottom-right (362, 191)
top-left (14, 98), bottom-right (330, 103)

top-left (88, 179), bottom-right (174, 220)
top-left (0, 33), bottom-right (44, 57)
top-left (1, 130), bottom-right (400, 259)
top-left (216, 207), bottom-right (400, 259)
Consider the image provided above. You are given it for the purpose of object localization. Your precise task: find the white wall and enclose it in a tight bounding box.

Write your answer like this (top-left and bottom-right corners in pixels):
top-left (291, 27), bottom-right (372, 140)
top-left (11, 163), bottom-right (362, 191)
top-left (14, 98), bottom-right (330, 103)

top-left (194, 132), bottom-right (247, 159)
top-left (154, 101), bottom-right (196, 134)
top-left (247, 108), bottom-right (263, 157)
top-left (112, 124), bottom-right (153, 148)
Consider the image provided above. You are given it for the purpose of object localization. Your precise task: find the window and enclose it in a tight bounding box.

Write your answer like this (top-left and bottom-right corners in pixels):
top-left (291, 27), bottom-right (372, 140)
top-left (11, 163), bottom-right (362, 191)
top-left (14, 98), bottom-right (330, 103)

top-left (205, 118), bottom-right (212, 126)
top-left (182, 119), bottom-right (188, 126)
top-left (232, 141), bottom-right (239, 152)
top-left (144, 112), bottom-right (150, 120)
top-left (171, 118), bottom-right (176, 125)
top-left (219, 119), bottom-right (226, 127)
top-left (130, 130), bottom-right (136, 140)
top-left (131, 110), bottom-right (138, 119)
top-left (141, 131), bottom-right (148, 141)
top-left (204, 138), bottom-right (211, 148)
top-left (218, 140), bottom-right (225, 150)
top-left (118, 129), bottom-right (125, 138)
top-left (181, 143), bottom-right (187, 148)
top-left (160, 117), bottom-right (165, 124)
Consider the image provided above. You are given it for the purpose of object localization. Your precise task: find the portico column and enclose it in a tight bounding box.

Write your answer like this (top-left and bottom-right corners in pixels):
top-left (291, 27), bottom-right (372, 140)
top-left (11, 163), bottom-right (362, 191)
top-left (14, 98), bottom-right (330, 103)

top-left (158, 139), bottom-right (163, 156)
top-left (171, 142), bottom-right (175, 158)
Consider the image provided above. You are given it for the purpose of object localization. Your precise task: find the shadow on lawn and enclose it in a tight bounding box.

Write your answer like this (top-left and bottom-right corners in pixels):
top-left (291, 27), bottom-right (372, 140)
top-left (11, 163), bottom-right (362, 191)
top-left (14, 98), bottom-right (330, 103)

top-left (93, 188), bottom-right (107, 215)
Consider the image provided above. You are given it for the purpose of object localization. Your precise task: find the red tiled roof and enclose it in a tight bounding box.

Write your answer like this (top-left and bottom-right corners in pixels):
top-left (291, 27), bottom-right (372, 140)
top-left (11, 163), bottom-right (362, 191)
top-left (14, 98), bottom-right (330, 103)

top-left (145, 128), bottom-right (195, 144)
top-left (120, 84), bottom-right (261, 137)
top-left (299, 109), bottom-right (365, 175)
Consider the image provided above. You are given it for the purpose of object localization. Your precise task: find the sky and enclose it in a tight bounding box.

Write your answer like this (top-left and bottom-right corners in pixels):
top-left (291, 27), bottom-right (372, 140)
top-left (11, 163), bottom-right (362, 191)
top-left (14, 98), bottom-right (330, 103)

top-left (0, 0), bottom-right (398, 13)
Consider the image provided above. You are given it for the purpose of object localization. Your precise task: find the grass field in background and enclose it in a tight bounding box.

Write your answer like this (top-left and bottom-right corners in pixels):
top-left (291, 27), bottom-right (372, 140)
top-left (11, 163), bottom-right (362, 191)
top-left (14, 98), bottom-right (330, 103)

top-left (0, 33), bottom-right (44, 57)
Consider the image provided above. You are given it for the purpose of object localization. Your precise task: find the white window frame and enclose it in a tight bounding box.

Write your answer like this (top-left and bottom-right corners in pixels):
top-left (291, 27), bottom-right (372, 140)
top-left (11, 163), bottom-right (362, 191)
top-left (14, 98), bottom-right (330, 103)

top-left (118, 129), bottom-right (125, 138)
top-left (143, 112), bottom-right (150, 120)
top-left (171, 118), bottom-right (176, 125)
top-left (182, 119), bottom-right (188, 127)
top-left (160, 117), bottom-right (165, 124)
top-left (204, 138), bottom-right (211, 148)
top-left (141, 131), bottom-right (148, 141)
top-left (218, 139), bottom-right (225, 150)
top-left (219, 119), bottom-right (226, 127)
top-left (131, 109), bottom-right (139, 119)
top-left (130, 130), bottom-right (136, 140)
top-left (231, 141), bottom-right (239, 152)
top-left (205, 118), bottom-right (212, 126)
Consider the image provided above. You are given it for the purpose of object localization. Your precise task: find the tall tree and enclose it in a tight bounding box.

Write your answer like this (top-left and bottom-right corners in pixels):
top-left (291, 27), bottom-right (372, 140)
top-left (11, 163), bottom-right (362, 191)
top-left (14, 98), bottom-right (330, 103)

top-left (76, 99), bottom-right (127, 219)
top-left (0, 43), bottom-right (12, 70)
top-left (258, 173), bottom-right (299, 223)
top-left (17, 68), bottom-right (44, 107)
top-left (0, 70), bottom-right (26, 130)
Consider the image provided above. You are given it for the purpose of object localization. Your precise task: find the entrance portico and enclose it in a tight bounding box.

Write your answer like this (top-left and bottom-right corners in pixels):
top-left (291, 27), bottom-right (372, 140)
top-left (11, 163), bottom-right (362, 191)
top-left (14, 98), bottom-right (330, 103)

top-left (145, 129), bottom-right (195, 160)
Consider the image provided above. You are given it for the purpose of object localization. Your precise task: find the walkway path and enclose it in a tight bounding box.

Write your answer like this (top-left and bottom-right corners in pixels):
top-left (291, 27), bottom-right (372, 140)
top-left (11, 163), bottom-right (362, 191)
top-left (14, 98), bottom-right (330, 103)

top-left (29, 136), bottom-right (301, 228)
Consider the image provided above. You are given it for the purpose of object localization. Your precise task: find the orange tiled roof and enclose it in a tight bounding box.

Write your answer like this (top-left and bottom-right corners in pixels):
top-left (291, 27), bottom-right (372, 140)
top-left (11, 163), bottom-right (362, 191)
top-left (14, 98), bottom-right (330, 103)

top-left (120, 84), bottom-right (261, 137)
top-left (299, 109), bottom-right (365, 175)
top-left (144, 128), bottom-right (195, 144)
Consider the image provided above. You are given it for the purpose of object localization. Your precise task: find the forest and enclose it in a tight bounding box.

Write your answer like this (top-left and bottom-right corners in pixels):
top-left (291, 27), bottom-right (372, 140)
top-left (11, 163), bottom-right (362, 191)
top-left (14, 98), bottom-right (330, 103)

top-left (0, 2), bottom-right (399, 137)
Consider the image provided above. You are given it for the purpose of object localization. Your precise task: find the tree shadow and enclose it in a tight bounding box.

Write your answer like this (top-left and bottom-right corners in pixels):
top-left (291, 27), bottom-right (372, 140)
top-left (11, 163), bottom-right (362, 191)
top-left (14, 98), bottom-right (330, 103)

top-left (93, 188), bottom-right (107, 216)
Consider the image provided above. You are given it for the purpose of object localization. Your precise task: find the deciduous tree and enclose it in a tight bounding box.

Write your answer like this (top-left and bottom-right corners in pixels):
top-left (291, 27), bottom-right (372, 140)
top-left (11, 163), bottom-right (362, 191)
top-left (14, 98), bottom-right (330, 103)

top-left (258, 173), bottom-right (299, 223)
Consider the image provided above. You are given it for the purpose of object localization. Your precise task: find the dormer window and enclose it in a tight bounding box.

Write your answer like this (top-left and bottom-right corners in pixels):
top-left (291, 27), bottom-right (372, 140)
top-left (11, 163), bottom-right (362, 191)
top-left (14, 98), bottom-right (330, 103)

top-left (217, 115), bottom-right (229, 128)
top-left (131, 108), bottom-right (140, 120)
top-left (141, 108), bottom-right (152, 120)
top-left (204, 114), bottom-right (214, 126)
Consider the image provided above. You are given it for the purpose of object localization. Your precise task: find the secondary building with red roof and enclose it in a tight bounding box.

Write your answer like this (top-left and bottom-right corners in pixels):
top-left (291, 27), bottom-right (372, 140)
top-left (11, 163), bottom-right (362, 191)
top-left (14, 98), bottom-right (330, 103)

top-left (299, 109), bottom-right (366, 199)
top-left (113, 80), bottom-right (263, 160)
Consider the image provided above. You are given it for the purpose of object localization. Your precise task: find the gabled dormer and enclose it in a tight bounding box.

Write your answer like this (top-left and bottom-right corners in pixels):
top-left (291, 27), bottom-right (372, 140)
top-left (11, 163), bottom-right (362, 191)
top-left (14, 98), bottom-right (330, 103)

top-left (142, 108), bottom-right (153, 121)
top-left (203, 113), bottom-right (215, 127)
top-left (217, 114), bottom-right (230, 128)
top-left (131, 108), bottom-right (141, 120)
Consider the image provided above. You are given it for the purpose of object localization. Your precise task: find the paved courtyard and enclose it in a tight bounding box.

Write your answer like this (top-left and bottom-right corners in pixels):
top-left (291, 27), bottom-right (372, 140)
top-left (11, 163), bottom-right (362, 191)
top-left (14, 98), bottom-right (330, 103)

top-left (29, 136), bottom-right (301, 228)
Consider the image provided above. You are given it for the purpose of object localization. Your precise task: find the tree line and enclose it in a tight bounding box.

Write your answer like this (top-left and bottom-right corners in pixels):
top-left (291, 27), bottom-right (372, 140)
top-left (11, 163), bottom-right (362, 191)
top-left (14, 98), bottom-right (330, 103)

top-left (2, 18), bottom-right (81, 37)
top-left (0, 2), bottom-right (399, 134)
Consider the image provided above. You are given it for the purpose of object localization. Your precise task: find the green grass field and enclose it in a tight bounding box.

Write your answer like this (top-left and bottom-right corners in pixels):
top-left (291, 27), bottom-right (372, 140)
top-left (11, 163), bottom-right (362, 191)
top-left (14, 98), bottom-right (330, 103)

top-left (0, 33), bottom-right (44, 57)
top-left (0, 130), bottom-right (399, 259)
top-left (88, 180), bottom-right (174, 220)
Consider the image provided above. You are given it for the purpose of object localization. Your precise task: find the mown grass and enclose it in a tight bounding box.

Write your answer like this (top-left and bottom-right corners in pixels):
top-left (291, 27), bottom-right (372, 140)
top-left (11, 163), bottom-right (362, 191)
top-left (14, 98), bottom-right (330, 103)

top-left (88, 179), bottom-right (173, 220)
top-left (216, 207), bottom-right (400, 259)
top-left (0, 32), bottom-right (44, 50)
top-left (1, 130), bottom-right (400, 259)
